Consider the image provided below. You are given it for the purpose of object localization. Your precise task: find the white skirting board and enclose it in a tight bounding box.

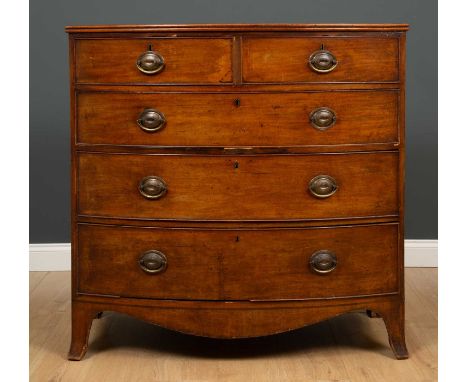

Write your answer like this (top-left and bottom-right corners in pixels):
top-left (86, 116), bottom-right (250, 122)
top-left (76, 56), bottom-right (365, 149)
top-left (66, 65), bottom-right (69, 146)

top-left (29, 243), bottom-right (72, 271)
top-left (29, 240), bottom-right (438, 271)
top-left (403, 240), bottom-right (438, 267)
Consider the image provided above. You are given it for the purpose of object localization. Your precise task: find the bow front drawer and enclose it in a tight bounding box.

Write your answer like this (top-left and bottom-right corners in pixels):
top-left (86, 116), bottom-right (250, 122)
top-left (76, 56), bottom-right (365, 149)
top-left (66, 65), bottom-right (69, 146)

top-left (75, 38), bottom-right (233, 84)
top-left (77, 152), bottom-right (399, 221)
top-left (77, 223), bottom-right (398, 300)
top-left (76, 90), bottom-right (399, 147)
top-left (242, 37), bottom-right (399, 83)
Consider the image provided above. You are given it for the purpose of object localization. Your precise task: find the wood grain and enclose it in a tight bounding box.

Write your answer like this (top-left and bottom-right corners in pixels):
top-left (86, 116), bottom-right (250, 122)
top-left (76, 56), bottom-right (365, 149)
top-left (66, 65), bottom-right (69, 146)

top-left (77, 152), bottom-right (399, 221)
top-left (75, 38), bottom-right (233, 84)
top-left (77, 90), bottom-right (399, 147)
top-left (68, 296), bottom-right (402, 340)
top-left (67, 24), bottom-right (408, 361)
top-left (222, 223), bottom-right (399, 300)
top-left (77, 223), bottom-right (398, 300)
top-left (66, 24), bottom-right (410, 33)
top-left (243, 37), bottom-right (399, 83)
top-left (75, 82), bottom-right (402, 92)
top-left (77, 224), bottom-right (223, 300)
top-left (30, 269), bottom-right (435, 382)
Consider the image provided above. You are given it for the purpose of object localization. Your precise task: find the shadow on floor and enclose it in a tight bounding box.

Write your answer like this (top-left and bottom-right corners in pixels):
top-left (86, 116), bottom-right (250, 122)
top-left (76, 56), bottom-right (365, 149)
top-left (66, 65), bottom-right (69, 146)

top-left (87, 311), bottom-right (389, 360)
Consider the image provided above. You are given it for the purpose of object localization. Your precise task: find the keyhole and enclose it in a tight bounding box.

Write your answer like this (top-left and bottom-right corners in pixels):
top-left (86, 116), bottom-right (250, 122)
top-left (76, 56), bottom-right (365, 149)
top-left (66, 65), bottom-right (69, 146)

top-left (235, 236), bottom-right (240, 242)
top-left (148, 44), bottom-right (153, 51)
top-left (320, 43), bottom-right (325, 50)
top-left (234, 98), bottom-right (241, 107)
top-left (234, 161), bottom-right (239, 169)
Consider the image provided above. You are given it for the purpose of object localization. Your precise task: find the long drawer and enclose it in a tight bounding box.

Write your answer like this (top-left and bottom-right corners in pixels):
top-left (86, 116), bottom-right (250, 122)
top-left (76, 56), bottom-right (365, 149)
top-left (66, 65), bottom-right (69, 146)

top-left (77, 152), bottom-right (399, 220)
top-left (77, 90), bottom-right (399, 147)
top-left (242, 37), bottom-right (399, 83)
top-left (77, 223), bottom-right (399, 300)
top-left (75, 38), bottom-right (233, 84)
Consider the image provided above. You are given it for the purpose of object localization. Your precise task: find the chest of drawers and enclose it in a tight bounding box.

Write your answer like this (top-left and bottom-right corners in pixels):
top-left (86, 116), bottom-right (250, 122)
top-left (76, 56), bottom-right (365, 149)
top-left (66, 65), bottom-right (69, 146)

top-left (66, 24), bottom-right (409, 360)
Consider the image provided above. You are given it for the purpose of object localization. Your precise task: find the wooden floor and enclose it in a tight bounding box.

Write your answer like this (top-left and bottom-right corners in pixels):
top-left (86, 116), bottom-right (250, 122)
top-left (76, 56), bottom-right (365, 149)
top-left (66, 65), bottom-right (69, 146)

top-left (30, 269), bottom-right (437, 381)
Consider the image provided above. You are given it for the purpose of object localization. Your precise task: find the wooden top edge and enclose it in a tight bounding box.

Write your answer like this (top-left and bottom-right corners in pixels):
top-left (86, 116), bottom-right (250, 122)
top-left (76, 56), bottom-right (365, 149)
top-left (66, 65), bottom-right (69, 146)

top-left (65, 23), bottom-right (409, 33)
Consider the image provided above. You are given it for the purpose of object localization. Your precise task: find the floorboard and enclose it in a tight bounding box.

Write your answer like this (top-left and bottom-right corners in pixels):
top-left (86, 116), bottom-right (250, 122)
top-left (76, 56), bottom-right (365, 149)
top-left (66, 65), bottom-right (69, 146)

top-left (29, 268), bottom-right (437, 381)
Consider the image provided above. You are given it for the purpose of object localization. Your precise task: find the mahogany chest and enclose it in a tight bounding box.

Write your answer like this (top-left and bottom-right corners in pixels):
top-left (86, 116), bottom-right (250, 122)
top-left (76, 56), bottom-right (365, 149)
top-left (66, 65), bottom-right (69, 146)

top-left (66, 24), bottom-right (409, 360)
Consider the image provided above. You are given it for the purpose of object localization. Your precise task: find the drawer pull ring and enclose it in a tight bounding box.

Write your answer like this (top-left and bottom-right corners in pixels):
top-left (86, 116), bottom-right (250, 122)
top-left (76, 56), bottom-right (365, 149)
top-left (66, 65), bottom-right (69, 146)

top-left (139, 250), bottom-right (167, 274)
top-left (138, 176), bottom-right (167, 200)
top-left (137, 108), bottom-right (166, 132)
top-left (136, 50), bottom-right (165, 75)
top-left (309, 107), bottom-right (337, 130)
top-left (308, 47), bottom-right (338, 73)
top-left (308, 175), bottom-right (338, 198)
top-left (309, 250), bottom-right (337, 274)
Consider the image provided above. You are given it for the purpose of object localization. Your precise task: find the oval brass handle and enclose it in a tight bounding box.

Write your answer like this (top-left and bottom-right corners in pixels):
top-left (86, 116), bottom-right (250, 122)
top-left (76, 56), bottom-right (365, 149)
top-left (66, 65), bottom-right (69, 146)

top-left (308, 175), bottom-right (338, 198)
top-left (309, 49), bottom-right (338, 73)
top-left (138, 176), bottom-right (167, 200)
top-left (137, 108), bottom-right (166, 132)
top-left (309, 107), bottom-right (337, 131)
top-left (139, 250), bottom-right (167, 274)
top-left (136, 50), bottom-right (165, 74)
top-left (309, 250), bottom-right (337, 274)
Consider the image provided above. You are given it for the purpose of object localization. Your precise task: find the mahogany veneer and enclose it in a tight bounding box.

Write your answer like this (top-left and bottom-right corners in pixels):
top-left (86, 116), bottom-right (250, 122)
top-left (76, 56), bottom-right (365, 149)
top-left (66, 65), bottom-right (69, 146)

top-left (242, 37), bottom-right (400, 83)
top-left (66, 23), bottom-right (409, 361)
top-left (78, 223), bottom-right (399, 301)
top-left (77, 152), bottom-right (399, 220)
top-left (75, 38), bottom-right (233, 84)
top-left (77, 90), bottom-right (399, 147)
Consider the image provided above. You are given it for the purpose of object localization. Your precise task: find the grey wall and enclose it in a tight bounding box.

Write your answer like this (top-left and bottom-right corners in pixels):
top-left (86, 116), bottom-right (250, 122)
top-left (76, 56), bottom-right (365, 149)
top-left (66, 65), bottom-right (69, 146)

top-left (30, 0), bottom-right (437, 242)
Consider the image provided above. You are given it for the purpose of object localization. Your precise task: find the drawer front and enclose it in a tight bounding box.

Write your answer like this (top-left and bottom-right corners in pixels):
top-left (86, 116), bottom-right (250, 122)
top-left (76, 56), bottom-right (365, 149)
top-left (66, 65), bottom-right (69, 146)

top-left (77, 224), bottom-right (222, 299)
top-left (77, 90), bottom-right (398, 147)
top-left (77, 223), bottom-right (398, 300)
top-left (242, 37), bottom-right (399, 83)
top-left (223, 224), bottom-right (399, 300)
top-left (77, 152), bottom-right (398, 220)
top-left (75, 38), bottom-right (233, 84)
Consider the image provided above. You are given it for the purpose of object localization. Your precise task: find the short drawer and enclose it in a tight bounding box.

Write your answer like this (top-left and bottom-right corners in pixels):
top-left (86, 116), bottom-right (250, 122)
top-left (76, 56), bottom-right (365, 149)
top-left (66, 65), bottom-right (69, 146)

top-left (242, 37), bottom-right (399, 83)
top-left (77, 90), bottom-right (399, 147)
top-left (76, 223), bottom-right (399, 300)
top-left (75, 38), bottom-right (233, 84)
top-left (77, 152), bottom-right (399, 221)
